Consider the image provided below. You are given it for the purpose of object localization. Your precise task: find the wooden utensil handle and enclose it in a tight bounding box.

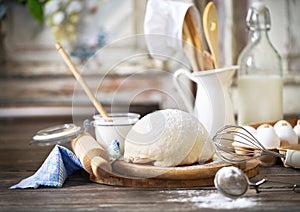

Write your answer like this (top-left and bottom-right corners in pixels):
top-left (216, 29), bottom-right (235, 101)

top-left (56, 42), bottom-right (109, 118)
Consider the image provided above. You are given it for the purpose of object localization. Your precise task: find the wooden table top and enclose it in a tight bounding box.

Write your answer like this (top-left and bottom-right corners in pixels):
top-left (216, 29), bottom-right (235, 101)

top-left (1, 116), bottom-right (300, 211)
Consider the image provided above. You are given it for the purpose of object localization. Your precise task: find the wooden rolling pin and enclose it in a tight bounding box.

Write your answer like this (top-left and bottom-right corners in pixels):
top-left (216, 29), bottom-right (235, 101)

top-left (71, 133), bottom-right (112, 178)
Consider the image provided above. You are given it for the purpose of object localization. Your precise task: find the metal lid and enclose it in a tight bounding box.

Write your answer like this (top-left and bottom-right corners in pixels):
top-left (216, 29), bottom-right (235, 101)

top-left (30, 124), bottom-right (82, 146)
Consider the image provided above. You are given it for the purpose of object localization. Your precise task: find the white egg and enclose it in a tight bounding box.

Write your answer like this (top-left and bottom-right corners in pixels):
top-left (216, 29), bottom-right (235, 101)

top-left (233, 126), bottom-right (257, 148)
top-left (293, 120), bottom-right (300, 142)
top-left (274, 120), bottom-right (292, 129)
top-left (256, 124), bottom-right (280, 148)
top-left (243, 125), bottom-right (257, 136)
top-left (274, 120), bottom-right (298, 145)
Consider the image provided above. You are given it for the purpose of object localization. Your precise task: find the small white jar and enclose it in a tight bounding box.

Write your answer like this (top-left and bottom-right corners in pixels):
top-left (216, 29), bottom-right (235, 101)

top-left (93, 113), bottom-right (140, 154)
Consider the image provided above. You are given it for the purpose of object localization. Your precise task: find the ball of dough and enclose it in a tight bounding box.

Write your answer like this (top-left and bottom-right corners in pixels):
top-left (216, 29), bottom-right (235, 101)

top-left (123, 109), bottom-right (214, 167)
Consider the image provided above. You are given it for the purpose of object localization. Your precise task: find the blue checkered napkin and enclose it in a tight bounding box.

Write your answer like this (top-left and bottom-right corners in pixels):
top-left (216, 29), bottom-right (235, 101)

top-left (10, 145), bottom-right (83, 189)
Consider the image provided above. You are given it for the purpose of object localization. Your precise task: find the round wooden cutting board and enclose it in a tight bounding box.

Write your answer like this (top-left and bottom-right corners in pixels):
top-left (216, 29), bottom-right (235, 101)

top-left (71, 127), bottom-right (261, 188)
top-left (80, 117), bottom-right (300, 188)
top-left (90, 159), bottom-right (259, 188)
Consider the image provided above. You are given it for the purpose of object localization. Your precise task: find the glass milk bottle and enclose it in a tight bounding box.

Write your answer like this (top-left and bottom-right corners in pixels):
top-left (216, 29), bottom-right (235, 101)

top-left (237, 1), bottom-right (283, 125)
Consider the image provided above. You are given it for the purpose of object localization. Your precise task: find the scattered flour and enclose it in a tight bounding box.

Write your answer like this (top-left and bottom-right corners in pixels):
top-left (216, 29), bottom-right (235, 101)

top-left (161, 190), bottom-right (258, 210)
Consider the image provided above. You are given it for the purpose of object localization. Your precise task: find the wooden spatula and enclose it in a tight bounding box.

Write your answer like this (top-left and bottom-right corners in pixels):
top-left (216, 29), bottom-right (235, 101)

top-left (182, 8), bottom-right (204, 71)
top-left (182, 10), bottom-right (203, 71)
top-left (203, 1), bottom-right (219, 68)
top-left (182, 8), bottom-right (214, 71)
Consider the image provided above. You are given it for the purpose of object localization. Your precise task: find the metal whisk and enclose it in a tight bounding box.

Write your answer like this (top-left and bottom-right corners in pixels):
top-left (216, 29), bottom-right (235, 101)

top-left (212, 125), bottom-right (300, 168)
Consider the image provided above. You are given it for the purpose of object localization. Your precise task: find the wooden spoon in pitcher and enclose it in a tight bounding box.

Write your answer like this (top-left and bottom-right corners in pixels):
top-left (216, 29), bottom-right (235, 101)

top-left (203, 1), bottom-right (219, 68)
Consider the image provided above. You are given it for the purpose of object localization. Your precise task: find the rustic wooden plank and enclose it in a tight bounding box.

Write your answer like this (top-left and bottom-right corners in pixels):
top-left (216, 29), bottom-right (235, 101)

top-left (0, 72), bottom-right (168, 107)
top-left (0, 204), bottom-right (202, 212)
top-left (1, 188), bottom-right (300, 211)
top-left (0, 117), bottom-right (73, 135)
top-left (3, 189), bottom-right (297, 206)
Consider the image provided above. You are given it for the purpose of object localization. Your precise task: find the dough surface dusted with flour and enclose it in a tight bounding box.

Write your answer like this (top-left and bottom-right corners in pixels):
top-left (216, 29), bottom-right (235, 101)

top-left (124, 109), bottom-right (214, 167)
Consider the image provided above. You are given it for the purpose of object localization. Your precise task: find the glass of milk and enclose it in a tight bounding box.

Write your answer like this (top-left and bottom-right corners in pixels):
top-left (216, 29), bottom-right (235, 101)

top-left (93, 113), bottom-right (140, 154)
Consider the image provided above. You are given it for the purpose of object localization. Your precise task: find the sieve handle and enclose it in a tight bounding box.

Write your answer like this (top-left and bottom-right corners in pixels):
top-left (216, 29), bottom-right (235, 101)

top-left (284, 149), bottom-right (300, 169)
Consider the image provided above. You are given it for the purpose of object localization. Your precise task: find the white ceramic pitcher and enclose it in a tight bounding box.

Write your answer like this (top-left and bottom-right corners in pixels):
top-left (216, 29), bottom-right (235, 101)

top-left (173, 66), bottom-right (238, 136)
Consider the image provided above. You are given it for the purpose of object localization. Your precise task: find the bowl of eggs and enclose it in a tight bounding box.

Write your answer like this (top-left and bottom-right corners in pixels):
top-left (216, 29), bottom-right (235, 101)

top-left (233, 118), bottom-right (300, 167)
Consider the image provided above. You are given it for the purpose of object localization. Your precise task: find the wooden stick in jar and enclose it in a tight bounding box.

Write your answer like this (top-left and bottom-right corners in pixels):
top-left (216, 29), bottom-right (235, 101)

top-left (55, 42), bottom-right (109, 118)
